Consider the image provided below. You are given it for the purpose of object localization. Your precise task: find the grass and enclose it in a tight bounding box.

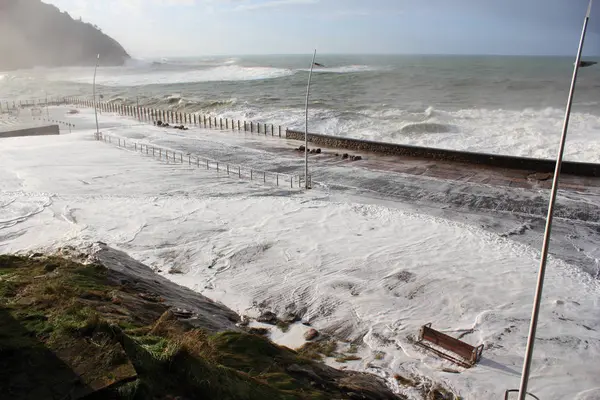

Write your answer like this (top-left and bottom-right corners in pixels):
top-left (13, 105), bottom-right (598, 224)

top-left (276, 320), bottom-right (291, 333)
top-left (334, 355), bottom-right (362, 363)
top-left (0, 254), bottom-right (403, 400)
top-left (297, 340), bottom-right (338, 361)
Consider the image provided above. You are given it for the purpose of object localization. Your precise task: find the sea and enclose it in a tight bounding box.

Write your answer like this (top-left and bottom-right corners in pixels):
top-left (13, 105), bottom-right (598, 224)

top-left (1, 54), bottom-right (600, 161)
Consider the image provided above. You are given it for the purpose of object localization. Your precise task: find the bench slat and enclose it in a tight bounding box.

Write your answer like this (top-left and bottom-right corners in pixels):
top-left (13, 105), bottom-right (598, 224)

top-left (418, 324), bottom-right (483, 367)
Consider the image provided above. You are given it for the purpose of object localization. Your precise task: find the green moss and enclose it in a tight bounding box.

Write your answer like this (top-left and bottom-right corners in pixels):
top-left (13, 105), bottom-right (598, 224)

top-left (334, 355), bottom-right (361, 363)
top-left (297, 340), bottom-right (337, 361)
top-left (276, 320), bottom-right (291, 332)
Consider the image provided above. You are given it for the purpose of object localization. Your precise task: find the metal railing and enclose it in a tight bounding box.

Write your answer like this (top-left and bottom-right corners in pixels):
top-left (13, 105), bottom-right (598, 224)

top-left (61, 97), bottom-right (288, 138)
top-left (99, 133), bottom-right (306, 189)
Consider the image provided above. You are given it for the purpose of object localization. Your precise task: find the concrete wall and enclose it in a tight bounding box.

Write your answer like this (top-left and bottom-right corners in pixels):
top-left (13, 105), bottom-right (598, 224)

top-left (0, 125), bottom-right (60, 138)
top-left (285, 129), bottom-right (600, 178)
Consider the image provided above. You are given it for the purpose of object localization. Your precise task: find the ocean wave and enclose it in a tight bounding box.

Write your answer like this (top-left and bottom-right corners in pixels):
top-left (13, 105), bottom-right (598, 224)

top-left (60, 65), bottom-right (294, 86)
top-left (399, 122), bottom-right (457, 134)
top-left (298, 65), bottom-right (382, 74)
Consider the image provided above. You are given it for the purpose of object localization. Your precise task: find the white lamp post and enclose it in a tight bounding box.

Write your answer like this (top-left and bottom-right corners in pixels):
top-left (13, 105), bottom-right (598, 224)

top-left (516, 1), bottom-right (593, 399)
top-left (93, 53), bottom-right (100, 140)
top-left (304, 49), bottom-right (317, 189)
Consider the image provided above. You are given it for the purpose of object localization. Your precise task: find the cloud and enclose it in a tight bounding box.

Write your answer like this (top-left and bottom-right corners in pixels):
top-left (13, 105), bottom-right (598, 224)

top-left (234, 0), bottom-right (318, 12)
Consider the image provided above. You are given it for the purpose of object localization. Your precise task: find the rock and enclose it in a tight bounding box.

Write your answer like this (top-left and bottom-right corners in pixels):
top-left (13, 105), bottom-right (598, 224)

top-left (282, 313), bottom-right (301, 324)
top-left (316, 148), bottom-right (322, 154)
top-left (342, 153), bottom-right (349, 159)
top-left (310, 149), bottom-right (316, 154)
top-left (138, 292), bottom-right (163, 303)
top-left (528, 172), bottom-right (553, 181)
top-left (353, 155), bottom-right (362, 161)
top-left (171, 308), bottom-right (194, 319)
top-left (335, 153), bottom-right (339, 157)
top-left (257, 311), bottom-right (278, 325)
top-left (248, 327), bottom-right (270, 336)
top-left (156, 120), bottom-right (163, 126)
top-left (287, 364), bottom-right (324, 383)
top-left (304, 328), bottom-right (319, 341)
top-left (298, 145), bottom-right (306, 151)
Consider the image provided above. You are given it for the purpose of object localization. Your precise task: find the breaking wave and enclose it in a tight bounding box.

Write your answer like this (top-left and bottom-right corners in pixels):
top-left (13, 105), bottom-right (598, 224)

top-left (55, 65), bottom-right (295, 86)
top-left (399, 122), bottom-right (458, 134)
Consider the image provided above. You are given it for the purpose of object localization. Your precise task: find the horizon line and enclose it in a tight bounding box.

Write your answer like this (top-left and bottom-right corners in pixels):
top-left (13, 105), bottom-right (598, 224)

top-left (131, 52), bottom-right (600, 59)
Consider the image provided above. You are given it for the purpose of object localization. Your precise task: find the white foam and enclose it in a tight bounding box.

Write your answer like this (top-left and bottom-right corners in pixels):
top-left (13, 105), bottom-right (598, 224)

top-left (0, 107), bottom-right (599, 400)
top-left (216, 105), bottom-right (600, 162)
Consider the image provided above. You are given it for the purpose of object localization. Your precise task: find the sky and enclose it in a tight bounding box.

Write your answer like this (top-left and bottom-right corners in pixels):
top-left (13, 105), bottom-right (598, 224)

top-left (42, 0), bottom-right (600, 58)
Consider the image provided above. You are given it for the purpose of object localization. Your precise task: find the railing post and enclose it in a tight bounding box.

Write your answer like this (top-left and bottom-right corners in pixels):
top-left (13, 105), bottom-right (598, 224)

top-left (227, 164), bottom-right (229, 175)
top-left (276, 174), bottom-right (279, 186)
top-left (188, 155), bottom-right (191, 165)
top-left (207, 159), bottom-right (209, 169)
top-left (263, 171), bottom-right (266, 182)
top-left (180, 153), bottom-right (183, 163)
top-left (238, 166), bottom-right (241, 178)
top-left (271, 124), bottom-right (274, 136)
top-left (237, 120), bottom-right (240, 130)
top-left (250, 170), bottom-right (253, 180)
top-left (278, 125), bottom-right (282, 137)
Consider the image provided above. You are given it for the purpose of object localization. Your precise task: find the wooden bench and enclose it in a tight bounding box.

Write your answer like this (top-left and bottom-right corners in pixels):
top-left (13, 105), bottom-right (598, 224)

top-left (416, 323), bottom-right (484, 368)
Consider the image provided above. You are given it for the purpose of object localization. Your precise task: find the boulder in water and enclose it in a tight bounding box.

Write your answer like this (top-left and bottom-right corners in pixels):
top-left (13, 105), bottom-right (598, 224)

top-left (257, 311), bottom-right (278, 325)
top-left (304, 328), bottom-right (319, 341)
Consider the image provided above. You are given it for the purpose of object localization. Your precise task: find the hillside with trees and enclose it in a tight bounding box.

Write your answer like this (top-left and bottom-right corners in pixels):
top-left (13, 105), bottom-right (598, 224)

top-left (0, 0), bottom-right (130, 70)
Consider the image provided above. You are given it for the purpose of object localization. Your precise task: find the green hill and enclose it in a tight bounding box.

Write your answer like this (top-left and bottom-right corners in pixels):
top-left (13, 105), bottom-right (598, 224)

top-left (0, 0), bottom-right (130, 70)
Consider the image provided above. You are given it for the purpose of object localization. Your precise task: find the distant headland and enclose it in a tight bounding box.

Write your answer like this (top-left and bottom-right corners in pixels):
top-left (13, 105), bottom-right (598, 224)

top-left (0, 0), bottom-right (130, 70)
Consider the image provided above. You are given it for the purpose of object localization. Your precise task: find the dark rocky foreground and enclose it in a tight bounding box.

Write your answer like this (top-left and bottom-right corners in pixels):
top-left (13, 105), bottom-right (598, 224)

top-left (0, 0), bottom-right (129, 70)
top-left (0, 243), bottom-right (415, 400)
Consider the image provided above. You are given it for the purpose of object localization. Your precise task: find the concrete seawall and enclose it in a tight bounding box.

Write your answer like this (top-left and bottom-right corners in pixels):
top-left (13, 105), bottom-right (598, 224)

top-left (0, 125), bottom-right (60, 139)
top-left (285, 129), bottom-right (600, 178)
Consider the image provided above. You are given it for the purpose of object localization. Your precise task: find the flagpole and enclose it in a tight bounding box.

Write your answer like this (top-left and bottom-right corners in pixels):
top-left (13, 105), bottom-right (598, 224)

top-left (516, 1), bottom-right (592, 399)
top-left (304, 49), bottom-right (317, 189)
top-left (93, 53), bottom-right (100, 140)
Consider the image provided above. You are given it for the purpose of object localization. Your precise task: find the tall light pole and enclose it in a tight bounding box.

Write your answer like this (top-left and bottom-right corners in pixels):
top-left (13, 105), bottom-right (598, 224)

top-left (304, 49), bottom-right (317, 189)
top-left (93, 53), bottom-right (100, 140)
top-left (516, 1), bottom-right (593, 399)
